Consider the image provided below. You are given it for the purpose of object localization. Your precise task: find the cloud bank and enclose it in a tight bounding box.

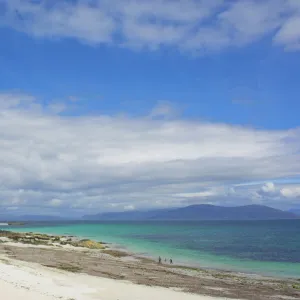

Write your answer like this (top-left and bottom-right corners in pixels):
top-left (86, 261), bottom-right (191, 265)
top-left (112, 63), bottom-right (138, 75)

top-left (1, 0), bottom-right (300, 53)
top-left (0, 93), bottom-right (300, 215)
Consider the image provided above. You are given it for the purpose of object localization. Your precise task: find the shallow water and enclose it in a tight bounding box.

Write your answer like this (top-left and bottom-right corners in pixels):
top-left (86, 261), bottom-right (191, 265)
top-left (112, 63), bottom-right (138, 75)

top-left (4, 219), bottom-right (300, 278)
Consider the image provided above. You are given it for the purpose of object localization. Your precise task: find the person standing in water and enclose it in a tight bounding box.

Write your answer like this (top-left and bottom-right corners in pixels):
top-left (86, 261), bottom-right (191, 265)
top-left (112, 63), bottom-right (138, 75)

top-left (158, 256), bottom-right (162, 264)
top-left (170, 258), bottom-right (173, 264)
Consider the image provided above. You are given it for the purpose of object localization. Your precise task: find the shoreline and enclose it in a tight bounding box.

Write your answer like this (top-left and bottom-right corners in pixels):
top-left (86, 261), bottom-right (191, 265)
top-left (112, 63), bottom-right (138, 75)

top-left (1, 230), bottom-right (300, 299)
top-left (3, 229), bottom-right (300, 279)
top-left (7, 226), bottom-right (300, 280)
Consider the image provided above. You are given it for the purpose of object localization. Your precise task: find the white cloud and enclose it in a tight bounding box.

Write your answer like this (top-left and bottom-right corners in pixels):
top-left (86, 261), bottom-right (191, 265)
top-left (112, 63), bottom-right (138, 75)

top-left (47, 102), bottom-right (67, 114)
top-left (149, 101), bottom-right (179, 119)
top-left (6, 206), bottom-right (19, 211)
top-left (0, 92), bottom-right (300, 214)
top-left (176, 191), bottom-right (219, 198)
top-left (124, 205), bottom-right (135, 211)
top-left (0, 0), bottom-right (300, 53)
top-left (274, 16), bottom-right (300, 50)
top-left (260, 182), bottom-right (276, 194)
top-left (280, 186), bottom-right (300, 198)
top-left (218, 0), bottom-right (284, 45)
top-left (49, 199), bottom-right (63, 207)
top-left (2, 0), bottom-right (115, 44)
top-left (232, 181), bottom-right (300, 208)
top-left (0, 93), bottom-right (35, 109)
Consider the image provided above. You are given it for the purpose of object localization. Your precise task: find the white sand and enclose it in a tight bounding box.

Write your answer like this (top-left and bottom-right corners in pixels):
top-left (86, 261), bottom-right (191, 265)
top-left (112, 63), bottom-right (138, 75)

top-left (0, 256), bottom-right (237, 300)
top-left (0, 280), bottom-right (54, 300)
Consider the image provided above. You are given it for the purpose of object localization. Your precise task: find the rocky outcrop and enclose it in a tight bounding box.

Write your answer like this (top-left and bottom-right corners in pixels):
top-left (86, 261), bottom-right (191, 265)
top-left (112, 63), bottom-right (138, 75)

top-left (74, 239), bottom-right (105, 249)
top-left (0, 231), bottom-right (106, 249)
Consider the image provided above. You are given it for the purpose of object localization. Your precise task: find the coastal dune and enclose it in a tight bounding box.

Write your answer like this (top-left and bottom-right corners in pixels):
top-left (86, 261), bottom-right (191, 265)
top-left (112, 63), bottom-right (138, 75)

top-left (0, 257), bottom-right (227, 300)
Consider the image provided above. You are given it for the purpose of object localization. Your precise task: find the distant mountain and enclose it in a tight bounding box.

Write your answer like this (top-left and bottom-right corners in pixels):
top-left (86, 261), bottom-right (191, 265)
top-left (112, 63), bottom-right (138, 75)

top-left (150, 205), bottom-right (299, 220)
top-left (19, 215), bottom-right (68, 221)
top-left (289, 209), bottom-right (300, 216)
top-left (83, 204), bottom-right (299, 221)
top-left (83, 209), bottom-right (170, 220)
top-left (0, 214), bottom-right (15, 222)
top-left (0, 215), bottom-right (71, 221)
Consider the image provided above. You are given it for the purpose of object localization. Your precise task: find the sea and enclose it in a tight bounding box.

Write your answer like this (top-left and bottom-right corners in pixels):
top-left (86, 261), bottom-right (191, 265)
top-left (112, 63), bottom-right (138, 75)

top-left (2, 219), bottom-right (300, 278)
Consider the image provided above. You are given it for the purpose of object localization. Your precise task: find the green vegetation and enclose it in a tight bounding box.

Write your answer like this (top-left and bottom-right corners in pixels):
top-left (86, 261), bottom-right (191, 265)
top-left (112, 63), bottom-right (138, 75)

top-left (75, 239), bottom-right (105, 249)
top-left (0, 231), bottom-right (106, 250)
top-left (44, 263), bottom-right (81, 273)
top-left (292, 283), bottom-right (300, 290)
top-left (212, 272), bottom-right (236, 280)
top-left (102, 249), bottom-right (129, 257)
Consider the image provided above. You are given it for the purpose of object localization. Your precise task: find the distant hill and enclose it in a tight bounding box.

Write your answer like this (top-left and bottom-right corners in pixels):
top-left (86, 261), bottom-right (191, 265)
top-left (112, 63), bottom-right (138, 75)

top-left (289, 209), bottom-right (300, 216)
top-left (83, 204), bottom-right (298, 221)
top-left (0, 215), bottom-right (71, 222)
top-left (83, 209), bottom-right (169, 220)
top-left (19, 215), bottom-right (68, 221)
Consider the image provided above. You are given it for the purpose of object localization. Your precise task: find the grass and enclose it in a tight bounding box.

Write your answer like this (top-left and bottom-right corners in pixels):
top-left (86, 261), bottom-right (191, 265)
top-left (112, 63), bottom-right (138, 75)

top-left (102, 249), bottom-right (129, 258)
top-left (44, 263), bottom-right (81, 273)
top-left (212, 272), bottom-right (236, 280)
top-left (99, 270), bottom-right (126, 279)
top-left (0, 258), bottom-right (12, 265)
top-left (292, 284), bottom-right (300, 290)
top-left (74, 239), bottom-right (105, 249)
top-left (170, 265), bottom-right (205, 272)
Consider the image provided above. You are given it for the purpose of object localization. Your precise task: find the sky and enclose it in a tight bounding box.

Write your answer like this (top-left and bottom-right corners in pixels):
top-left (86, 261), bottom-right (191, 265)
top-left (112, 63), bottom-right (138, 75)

top-left (1, 0), bottom-right (300, 216)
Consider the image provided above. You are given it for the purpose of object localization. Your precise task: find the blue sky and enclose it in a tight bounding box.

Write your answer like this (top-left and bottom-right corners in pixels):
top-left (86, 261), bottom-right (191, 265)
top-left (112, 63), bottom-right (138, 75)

top-left (2, 27), bottom-right (300, 128)
top-left (0, 0), bottom-right (300, 216)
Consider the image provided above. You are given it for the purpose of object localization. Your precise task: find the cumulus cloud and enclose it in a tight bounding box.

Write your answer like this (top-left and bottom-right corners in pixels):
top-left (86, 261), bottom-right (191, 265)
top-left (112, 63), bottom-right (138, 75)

top-left (231, 181), bottom-right (300, 208)
top-left (258, 182), bottom-right (276, 195)
top-left (0, 0), bottom-right (300, 53)
top-left (0, 92), bottom-right (300, 215)
top-left (280, 185), bottom-right (300, 198)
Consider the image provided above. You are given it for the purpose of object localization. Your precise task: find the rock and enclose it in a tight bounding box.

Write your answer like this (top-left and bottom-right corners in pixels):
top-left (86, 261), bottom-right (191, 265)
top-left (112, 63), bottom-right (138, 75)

top-left (0, 231), bottom-right (105, 250)
top-left (74, 239), bottom-right (105, 249)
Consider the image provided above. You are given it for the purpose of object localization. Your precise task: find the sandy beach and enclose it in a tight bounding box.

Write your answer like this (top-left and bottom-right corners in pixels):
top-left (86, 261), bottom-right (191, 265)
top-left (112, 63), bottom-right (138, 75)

top-left (0, 231), bottom-right (299, 300)
top-left (0, 257), bottom-right (219, 300)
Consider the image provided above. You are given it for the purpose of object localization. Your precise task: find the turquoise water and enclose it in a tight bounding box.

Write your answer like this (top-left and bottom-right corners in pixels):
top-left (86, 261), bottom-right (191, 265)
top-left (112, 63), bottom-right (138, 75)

top-left (4, 220), bottom-right (300, 278)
